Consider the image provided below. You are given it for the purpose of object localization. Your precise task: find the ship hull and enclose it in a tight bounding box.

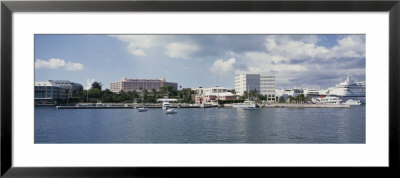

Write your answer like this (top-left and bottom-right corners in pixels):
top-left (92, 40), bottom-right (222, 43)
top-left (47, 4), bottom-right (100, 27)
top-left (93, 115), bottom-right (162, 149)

top-left (332, 96), bottom-right (366, 104)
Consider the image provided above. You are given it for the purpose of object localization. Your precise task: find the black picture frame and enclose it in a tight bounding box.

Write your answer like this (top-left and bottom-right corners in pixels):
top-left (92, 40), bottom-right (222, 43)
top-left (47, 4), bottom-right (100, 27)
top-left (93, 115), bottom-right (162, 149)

top-left (1, 0), bottom-right (399, 177)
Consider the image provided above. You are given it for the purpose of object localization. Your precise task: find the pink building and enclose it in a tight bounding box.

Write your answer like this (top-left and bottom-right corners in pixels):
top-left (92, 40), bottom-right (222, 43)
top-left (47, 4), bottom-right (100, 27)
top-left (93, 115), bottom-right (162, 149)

top-left (110, 77), bottom-right (178, 93)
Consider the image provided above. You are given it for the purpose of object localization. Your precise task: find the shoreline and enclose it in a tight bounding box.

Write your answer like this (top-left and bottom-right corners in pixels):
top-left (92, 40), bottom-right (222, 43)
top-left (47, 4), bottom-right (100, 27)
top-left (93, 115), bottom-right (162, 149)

top-left (53, 103), bottom-right (351, 109)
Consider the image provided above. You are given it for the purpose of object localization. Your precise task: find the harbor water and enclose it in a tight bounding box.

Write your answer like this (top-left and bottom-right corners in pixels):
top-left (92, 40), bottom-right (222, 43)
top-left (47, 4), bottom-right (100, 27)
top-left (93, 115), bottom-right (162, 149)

top-left (35, 105), bottom-right (365, 143)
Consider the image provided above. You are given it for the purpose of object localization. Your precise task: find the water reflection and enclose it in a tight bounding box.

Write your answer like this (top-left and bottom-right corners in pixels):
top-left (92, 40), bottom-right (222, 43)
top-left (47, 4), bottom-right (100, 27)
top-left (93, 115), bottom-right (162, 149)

top-left (35, 106), bottom-right (365, 143)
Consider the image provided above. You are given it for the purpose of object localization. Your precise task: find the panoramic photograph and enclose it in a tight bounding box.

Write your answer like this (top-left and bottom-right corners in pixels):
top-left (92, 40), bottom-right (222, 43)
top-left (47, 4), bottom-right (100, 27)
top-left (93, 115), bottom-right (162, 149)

top-left (34, 34), bottom-right (365, 143)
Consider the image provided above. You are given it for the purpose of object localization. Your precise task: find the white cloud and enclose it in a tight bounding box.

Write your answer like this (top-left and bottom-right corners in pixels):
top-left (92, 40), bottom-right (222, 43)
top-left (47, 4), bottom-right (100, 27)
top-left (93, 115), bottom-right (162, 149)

top-left (243, 52), bottom-right (286, 64)
top-left (64, 62), bottom-right (84, 71)
top-left (112, 35), bottom-right (162, 48)
top-left (210, 58), bottom-right (236, 73)
top-left (131, 49), bottom-right (146, 56)
top-left (265, 35), bottom-right (329, 60)
top-left (164, 43), bottom-right (199, 59)
top-left (35, 58), bottom-right (84, 71)
top-left (111, 35), bottom-right (164, 57)
top-left (111, 35), bottom-right (199, 59)
top-left (85, 78), bottom-right (96, 90)
top-left (35, 58), bottom-right (65, 69)
top-left (325, 35), bottom-right (365, 59)
top-left (232, 35), bottom-right (365, 89)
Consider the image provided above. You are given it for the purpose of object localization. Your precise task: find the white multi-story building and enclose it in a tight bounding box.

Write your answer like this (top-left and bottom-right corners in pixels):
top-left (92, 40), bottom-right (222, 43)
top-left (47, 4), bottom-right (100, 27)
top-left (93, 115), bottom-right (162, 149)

top-left (260, 75), bottom-right (276, 95)
top-left (235, 74), bottom-right (276, 100)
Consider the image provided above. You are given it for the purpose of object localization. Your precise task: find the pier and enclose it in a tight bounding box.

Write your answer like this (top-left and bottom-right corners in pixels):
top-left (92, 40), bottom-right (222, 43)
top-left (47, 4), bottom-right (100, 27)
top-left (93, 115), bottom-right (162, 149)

top-left (221, 103), bottom-right (350, 108)
top-left (55, 103), bottom-right (350, 109)
top-left (260, 103), bottom-right (350, 108)
top-left (56, 103), bottom-right (216, 109)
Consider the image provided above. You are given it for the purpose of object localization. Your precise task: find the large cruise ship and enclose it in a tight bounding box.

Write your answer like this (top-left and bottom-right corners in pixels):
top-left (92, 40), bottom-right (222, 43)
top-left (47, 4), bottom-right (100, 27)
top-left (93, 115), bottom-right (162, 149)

top-left (327, 73), bottom-right (366, 103)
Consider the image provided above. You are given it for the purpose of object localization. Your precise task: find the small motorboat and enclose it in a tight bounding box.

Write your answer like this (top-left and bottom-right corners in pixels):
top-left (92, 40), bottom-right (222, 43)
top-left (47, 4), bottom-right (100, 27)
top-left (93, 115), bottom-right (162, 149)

top-left (138, 107), bottom-right (148, 112)
top-left (343, 99), bottom-right (362, 105)
top-left (244, 106), bottom-right (257, 110)
top-left (165, 108), bottom-right (177, 114)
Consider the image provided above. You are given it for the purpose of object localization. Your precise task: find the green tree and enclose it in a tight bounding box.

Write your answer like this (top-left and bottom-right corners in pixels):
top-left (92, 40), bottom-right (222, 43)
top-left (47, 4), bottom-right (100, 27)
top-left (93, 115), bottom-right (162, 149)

top-left (88, 88), bottom-right (101, 98)
top-left (151, 88), bottom-right (157, 95)
top-left (160, 86), bottom-right (176, 96)
top-left (279, 96), bottom-right (285, 103)
top-left (257, 94), bottom-right (265, 102)
top-left (91, 81), bottom-right (103, 90)
top-left (288, 96), bottom-right (295, 103)
top-left (296, 94), bottom-right (305, 103)
top-left (178, 88), bottom-right (194, 103)
top-left (143, 89), bottom-right (149, 103)
top-left (100, 89), bottom-right (115, 103)
top-left (249, 89), bottom-right (258, 99)
top-left (239, 90), bottom-right (248, 100)
top-left (127, 91), bottom-right (139, 101)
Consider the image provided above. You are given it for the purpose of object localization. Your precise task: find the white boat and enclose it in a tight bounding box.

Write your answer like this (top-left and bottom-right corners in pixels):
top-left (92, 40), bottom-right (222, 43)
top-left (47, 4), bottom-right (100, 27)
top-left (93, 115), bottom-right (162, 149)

top-left (165, 108), bottom-right (177, 114)
top-left (201, 103), bottom-right (212, 108)
top-left (343, 99), bottom-right (362, 105)
top-left (312, 96), bottom-right (342, 104)
top-left (162, 101), bottom-right (170, 110)
top-left (244, 106), bottom-right (257, 110)
top-left (138, 107), bottom-right (148, 112)
top-left (233, 86), bottom-right (256, 109)
top-left (157, 97), bottom-right (178, 110)
top-left (232, 100), bottom-right (256, 108)
top-left (96, 100), bottom-right (103, 106)
top-left (328, 73), bottom-right (366, 103)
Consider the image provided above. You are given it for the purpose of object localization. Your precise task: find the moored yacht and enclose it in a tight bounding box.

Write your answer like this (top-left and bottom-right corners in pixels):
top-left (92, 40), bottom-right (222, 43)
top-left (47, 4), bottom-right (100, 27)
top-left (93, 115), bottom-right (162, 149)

top-left (343, 99), bottom-right (362, 105)
top-left (138, 107), bottom-right (148, 112)
top-left (232, 100), bottom-right (256, 108)
top-left (312, 96), bottom-right (343, 104)
top-left (165, 108), bottom-right (177, 114)
top-left (157, 97), bottom-right (178, 110)
top-left (162, 101), bottom-right (170, 110)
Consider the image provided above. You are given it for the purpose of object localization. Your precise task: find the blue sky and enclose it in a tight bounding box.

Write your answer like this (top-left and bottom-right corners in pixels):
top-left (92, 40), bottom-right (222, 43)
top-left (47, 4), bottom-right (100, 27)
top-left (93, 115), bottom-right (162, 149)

top-left (35, 34), bottom-right (365, 90)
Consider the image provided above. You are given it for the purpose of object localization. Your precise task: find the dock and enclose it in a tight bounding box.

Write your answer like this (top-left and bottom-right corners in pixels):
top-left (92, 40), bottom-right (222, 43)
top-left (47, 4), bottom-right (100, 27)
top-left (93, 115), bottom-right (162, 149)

top-left (260, 103), bottom-right (350, 108)
top-left (55, 103), bottom-right (350, 109)
top-left (56, 104), bottom-right (216, 109)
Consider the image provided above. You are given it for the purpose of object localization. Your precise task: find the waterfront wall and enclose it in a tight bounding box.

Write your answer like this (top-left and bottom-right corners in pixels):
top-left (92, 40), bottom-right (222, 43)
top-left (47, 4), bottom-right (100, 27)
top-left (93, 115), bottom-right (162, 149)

top-left (55, 103), bottom-right (350, 109)
top-left (261, 103), bottom-right (350, 108)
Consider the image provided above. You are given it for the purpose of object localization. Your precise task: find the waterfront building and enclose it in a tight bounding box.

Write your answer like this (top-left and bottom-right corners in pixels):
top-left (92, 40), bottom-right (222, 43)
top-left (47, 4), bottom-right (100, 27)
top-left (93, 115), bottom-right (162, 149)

top-left (303, 89), bottom-right (320, 97)
top-left (235, 74), bottom-right (276, 101)
top-left (193, 86), bottom-right (237, 104)
top-left (277, 88), bottom-right (304, 97)
top-left (35, 81), bottom-right (66, 104)
top-left (109, 77), bottom-right (178, 93)
top-left (49, 80), bottom-right (83, 97)
top-left (192, 87), bottom-right (204, 96)
top-left (35, 80), bottom-right (83, 104)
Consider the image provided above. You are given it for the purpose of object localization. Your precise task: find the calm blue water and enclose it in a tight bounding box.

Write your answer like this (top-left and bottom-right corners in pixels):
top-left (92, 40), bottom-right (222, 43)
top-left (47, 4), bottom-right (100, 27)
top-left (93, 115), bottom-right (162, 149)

top-left (35, 106), bottom-right (365, 143)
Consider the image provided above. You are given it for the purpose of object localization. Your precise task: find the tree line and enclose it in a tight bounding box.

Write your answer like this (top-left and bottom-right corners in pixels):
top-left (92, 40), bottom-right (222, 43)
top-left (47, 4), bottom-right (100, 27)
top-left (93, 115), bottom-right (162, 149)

top-left (66, 82), bottom-right (196, 104)
top-left (237, 89), bottom-right (311, 103)
top-left (65, 82), bottom-right (311, 105)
